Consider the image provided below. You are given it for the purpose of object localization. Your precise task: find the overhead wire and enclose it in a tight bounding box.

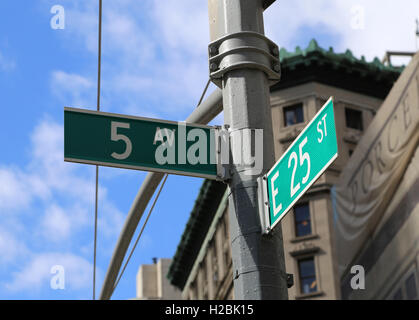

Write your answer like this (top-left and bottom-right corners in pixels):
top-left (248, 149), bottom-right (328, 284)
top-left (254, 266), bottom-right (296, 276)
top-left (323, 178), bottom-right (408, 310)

top-left (93, 0), bottom-right (103, 300)
top-left (111, 174), bottom-right (168, 296)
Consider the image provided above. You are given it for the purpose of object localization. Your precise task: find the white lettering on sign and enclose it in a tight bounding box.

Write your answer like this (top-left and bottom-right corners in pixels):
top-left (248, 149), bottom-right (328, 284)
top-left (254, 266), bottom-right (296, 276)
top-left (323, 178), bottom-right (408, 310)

top-left (299, 136), bottom-right (310, 184)
top-left (153, 127), bottom-right (164, 145)
top-left (271, 171), bottom-right (282, 216)
top-left (154, 128), bottom-right (175, 147)
top-left (317, 114), bottom-right (328, 143)
top-left (264, 98), bottom-right (337, 234)
top-left (288, 151), bottom-right (300, 197)
top-left (288, 137), bottom-right (311, 198)
top-left (111, 121), bottom-right (132, 160)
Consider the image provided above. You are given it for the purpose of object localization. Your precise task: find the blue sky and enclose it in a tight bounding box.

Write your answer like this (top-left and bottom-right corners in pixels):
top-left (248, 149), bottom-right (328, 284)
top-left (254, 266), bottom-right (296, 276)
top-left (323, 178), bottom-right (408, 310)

top-left (0, 0), bottom-right (418, 300)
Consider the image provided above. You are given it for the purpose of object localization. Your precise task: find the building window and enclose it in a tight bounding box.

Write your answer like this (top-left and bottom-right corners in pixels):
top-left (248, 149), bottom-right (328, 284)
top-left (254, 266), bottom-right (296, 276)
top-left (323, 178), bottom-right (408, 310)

top-left (202, 260), bottom-right (208, 287)
top-left (284, 103), bottom-right (304, 127)
top-left (298, 257), bottom-right (318, 294)
top-left (294, 203), bottom-right (312, 237)
top-left (223, 219), bottom-right (228, 239)
top-left (211, 246), bottom-right (219, 287)
top-left (345, 107), bottom-right (363, 131)
top-left (223, 246), bottom-right (230, 271)
top-left (405, 273), bottom-right (417, 300)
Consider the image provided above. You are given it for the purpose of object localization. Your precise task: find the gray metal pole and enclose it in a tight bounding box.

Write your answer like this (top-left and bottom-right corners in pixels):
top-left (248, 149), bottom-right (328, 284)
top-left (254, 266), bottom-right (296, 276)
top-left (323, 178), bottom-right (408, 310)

top-left (99, 89), bottom-right (223, 300)
top-left (210, 0), bottom-right (288, 299)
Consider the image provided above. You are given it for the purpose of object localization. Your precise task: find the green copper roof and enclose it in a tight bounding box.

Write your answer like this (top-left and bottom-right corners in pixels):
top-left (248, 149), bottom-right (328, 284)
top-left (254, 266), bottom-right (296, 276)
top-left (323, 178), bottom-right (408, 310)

top-left (279, 39), bottom-right (402, 70)
top-left (272, 39), bottom-right (402, 98)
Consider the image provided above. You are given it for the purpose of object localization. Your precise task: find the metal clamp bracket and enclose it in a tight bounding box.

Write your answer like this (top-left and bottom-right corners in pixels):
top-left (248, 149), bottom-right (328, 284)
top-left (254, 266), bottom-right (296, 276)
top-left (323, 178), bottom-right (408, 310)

top-left (208, 31), bottom-right (281, 88)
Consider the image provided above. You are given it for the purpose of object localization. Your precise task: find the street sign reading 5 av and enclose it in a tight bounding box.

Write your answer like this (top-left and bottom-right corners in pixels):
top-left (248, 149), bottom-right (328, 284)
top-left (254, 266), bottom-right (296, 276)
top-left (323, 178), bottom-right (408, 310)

top-left (64, 107), bottom-right (219, 179)
top-left (261, 97), bottom-right (338, 233)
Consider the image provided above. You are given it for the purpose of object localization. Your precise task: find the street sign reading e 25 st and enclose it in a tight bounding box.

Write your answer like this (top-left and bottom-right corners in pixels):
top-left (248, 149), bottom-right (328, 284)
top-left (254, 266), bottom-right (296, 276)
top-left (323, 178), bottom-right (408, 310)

top-left (261, 97), bottom-right (338, 233)
top-left (64, 107), bottom-right (219, 179)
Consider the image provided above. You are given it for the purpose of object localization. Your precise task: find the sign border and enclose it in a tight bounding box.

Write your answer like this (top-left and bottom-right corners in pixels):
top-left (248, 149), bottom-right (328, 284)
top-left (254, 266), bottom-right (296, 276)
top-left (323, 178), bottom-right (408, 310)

top-left (264, 96), bottom-right (338, 233)
top-left (64, 107), bottom-right (220, 180)
top-left (64, 107), bottom-right (215, 130)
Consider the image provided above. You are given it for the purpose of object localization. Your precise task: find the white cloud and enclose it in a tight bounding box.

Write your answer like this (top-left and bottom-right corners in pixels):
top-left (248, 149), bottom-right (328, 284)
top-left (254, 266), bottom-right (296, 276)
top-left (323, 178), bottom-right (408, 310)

top-left (265, 0), bottom-right (419, 61)
top-left (52, 71), bottom-right (93, 92)
top-left (53, 0), bottom-right (210, 117)
top-left (98, 201), bottom-right (125, 239)
top-left (51, 70), bottom-right (95, 107)
top-left (0, 228), bottom-right (28, 265)
top-left (0, 118), bottom-right (125, 265)
top-left (104, 10), bottom-right (156, 67)
top-left (53, 0), bottom-right (419, 122)
top-left (112, 74), bottom-right (153, 94)
top-left (62, 1), bottom-right (99, 54)
top-left (0, 168), bottom-right (32, 211)
top-left (41, 204), bottom-right (72, 242)
top-left (30, 119), bottom-right (63, 167)
top-left (151, 0), bottom-right (209, 57)
top-left (28, 119), bottom-right (97, 205)
top-left (6, 253), bottom-right (94, 293)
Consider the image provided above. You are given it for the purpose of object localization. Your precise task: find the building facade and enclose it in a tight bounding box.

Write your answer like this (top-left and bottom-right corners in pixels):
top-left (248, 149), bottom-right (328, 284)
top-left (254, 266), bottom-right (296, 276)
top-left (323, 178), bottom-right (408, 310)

top-left (136, 258), bottom-right (182, 300)
top-left (335, 52), bottom-right (419, 300)
top-left (167, 39), bottom-right (406, 300)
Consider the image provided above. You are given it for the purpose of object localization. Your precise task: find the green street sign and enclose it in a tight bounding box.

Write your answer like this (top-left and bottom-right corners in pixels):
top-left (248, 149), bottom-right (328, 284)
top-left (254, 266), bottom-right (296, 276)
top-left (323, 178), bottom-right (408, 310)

top-left (64, 107), bottom-right (219, 179)
top-left (261, 98), bottom-right (338, 233)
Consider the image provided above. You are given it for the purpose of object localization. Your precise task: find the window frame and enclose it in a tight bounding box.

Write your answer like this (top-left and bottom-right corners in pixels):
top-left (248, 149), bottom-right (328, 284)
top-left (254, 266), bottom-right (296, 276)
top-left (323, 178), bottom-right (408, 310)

top-left (283, 103), bottom-right (304, 127)
top-left (293, 202), bottom-right (312, 238)
top-left (297, 256), bottom-right (319, 296)
top-left (345, 107), bottom-right (364, 131)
